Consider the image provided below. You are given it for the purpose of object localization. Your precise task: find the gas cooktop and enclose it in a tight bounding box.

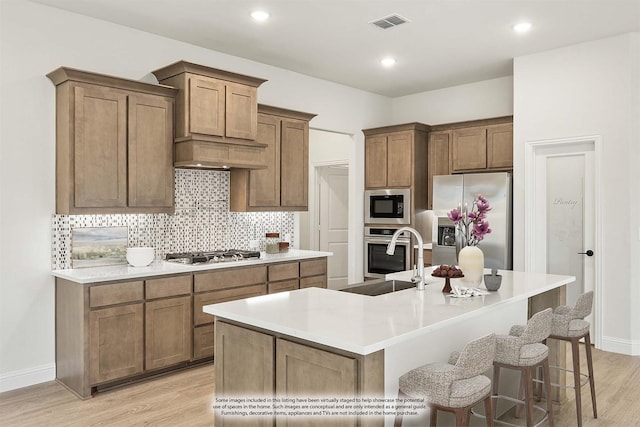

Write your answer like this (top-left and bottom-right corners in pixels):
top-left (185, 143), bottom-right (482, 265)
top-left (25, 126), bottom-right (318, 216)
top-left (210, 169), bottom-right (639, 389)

top-left (165, 250), bottom-right (261, 264)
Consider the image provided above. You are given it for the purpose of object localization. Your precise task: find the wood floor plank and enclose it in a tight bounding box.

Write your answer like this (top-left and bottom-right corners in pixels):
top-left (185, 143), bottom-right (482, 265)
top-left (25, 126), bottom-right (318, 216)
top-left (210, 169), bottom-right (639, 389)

top-left (0, 347), bottom-right (638, 426)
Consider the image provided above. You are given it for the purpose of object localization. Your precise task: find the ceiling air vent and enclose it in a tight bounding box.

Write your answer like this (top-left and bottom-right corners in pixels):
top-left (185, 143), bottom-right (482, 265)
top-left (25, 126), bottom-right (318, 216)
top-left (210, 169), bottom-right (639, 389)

top-left (370, 14), bottom-right (410, 30)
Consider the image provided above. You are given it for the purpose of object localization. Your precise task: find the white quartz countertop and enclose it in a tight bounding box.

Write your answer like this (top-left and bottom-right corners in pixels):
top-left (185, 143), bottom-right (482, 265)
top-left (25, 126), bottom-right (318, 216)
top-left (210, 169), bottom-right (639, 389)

top-left (204, 267), bottom-right (575, 355)
top-left (51, 249), bottom-right (332, 284)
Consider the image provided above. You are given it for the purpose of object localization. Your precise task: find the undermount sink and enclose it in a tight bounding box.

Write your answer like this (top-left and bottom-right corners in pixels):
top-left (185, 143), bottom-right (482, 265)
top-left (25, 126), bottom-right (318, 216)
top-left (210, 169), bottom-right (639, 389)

top-left (338, 279), bottom-right (415, 296)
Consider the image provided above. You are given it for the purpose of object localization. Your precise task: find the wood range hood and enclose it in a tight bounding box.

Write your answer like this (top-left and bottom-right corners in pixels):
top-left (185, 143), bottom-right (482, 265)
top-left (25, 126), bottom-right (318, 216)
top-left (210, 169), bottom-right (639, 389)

top-left (152, 60), bottom-right (269, 170)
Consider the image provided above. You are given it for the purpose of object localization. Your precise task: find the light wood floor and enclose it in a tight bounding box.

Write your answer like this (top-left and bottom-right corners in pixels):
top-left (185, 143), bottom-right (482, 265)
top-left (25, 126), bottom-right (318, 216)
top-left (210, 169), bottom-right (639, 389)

top-left (1, 346), bottom-right (638, 426)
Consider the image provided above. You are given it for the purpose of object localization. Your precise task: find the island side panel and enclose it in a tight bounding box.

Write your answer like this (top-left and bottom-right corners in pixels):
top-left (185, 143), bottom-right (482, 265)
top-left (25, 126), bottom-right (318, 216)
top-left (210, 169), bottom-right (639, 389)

top-left (55, 278), bottom-right (91, 399)
top-left (215, 321), bottom-right (275, 427)
top-left (528, 286), bottom-right (568, 403)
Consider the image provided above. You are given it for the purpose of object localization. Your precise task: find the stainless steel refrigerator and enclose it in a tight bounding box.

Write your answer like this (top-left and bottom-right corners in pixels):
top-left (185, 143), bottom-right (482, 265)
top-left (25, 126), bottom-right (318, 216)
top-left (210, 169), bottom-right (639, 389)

top-left (431, 172), bottom-right (512, 269)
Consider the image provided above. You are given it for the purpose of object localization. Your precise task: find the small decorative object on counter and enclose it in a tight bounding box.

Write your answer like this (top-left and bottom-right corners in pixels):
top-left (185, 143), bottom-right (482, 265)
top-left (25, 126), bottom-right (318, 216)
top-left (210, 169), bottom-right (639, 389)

top-left (265, 233), bottom-right (280, 254)
top-left (126, 247), bottom-right (155, 267)
top-left (432, 265), bottom-right (463, 293)
top-left (484, 268), bottom-right (502, 291)
top-left (458, 246), bottom-right (484, 286)
top-left (278, 241), bottom-right (289, 252)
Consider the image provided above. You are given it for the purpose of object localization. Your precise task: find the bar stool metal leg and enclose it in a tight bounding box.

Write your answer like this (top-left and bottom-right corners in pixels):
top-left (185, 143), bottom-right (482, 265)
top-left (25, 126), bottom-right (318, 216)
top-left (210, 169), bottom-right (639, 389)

top-left (542, 358), bottom-right (554, 427)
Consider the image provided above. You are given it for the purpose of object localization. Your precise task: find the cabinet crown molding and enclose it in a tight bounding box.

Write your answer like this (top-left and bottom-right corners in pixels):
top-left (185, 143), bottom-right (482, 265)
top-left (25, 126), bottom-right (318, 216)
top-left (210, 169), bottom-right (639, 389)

top-left (362, 122), bottom-right (430, 136)
top-left (258, 104), bottom-right (317, 122)
top-left (151, 60), bottom-right (267, 87)
top-left (46, 67), bottom-right (178, 97)
top-left (429, 115), bottom-right (513, 132)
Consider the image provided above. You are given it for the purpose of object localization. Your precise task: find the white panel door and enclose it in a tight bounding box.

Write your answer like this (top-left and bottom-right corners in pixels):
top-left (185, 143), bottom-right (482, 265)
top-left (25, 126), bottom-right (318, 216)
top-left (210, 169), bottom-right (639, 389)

top-left (318, 166), bottom-right (349, 289)
top-left (529, 138), bottom-right (599, 340)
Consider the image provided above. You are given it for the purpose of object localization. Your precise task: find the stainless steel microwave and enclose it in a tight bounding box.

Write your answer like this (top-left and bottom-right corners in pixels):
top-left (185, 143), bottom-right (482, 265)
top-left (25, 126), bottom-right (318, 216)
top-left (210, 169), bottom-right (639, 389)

top-left (364, 189), bottom-right (411, 225)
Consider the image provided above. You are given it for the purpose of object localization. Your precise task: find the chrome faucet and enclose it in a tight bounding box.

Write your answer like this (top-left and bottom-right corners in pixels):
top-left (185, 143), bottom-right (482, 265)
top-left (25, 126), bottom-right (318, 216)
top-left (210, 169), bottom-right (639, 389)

top-left (386, 226), bottom-right (426, 291)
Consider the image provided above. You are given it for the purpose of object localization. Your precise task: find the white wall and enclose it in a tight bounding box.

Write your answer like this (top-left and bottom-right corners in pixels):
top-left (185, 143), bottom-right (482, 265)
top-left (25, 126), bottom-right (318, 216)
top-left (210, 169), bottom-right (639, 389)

top-left (391, 76), bottom-right (514, 125)
top-left (513, 33), bottom-right (640, 355)
top-left (0, 0), bottom-right (390, 390)
top-left (301, 130), bottom-right (357, 282)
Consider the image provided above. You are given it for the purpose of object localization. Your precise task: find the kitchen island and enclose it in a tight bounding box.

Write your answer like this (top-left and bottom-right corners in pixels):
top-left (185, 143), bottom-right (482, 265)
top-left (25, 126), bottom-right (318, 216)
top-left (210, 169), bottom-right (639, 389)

top-left (204, 267), bottom-right (575, 426)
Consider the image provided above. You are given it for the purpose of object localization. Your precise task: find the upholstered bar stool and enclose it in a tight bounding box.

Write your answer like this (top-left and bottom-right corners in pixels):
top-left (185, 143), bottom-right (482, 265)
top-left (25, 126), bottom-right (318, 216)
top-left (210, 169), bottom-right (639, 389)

top-left (546, 291), bottom-right (597, 427)
top-left (394, 333), bottom-right (496, 427)
top-left (492, 308), bottom-right (554, 427)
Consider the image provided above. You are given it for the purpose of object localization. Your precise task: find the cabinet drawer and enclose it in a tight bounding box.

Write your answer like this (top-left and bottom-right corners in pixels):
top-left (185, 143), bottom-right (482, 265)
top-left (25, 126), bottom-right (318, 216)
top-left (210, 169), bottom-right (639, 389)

top-left (300, 258), bottom-right (326, 277)
top-left (194, 284), bottom-right (267, 326)
top-left (90, 281), bottom-right (144, 308)
top-left (193, 324), bottom-right (214, 359)
top-left (268, 262), bottom-right (299, 282)
top-left (145, 275), bottom-right (192, 299)
top-left (194, 266), bottom-right (267, 293)
top-left (300, 275), bottom-right (326, 289)
top-left (268, 279), bottom-right (299, 294)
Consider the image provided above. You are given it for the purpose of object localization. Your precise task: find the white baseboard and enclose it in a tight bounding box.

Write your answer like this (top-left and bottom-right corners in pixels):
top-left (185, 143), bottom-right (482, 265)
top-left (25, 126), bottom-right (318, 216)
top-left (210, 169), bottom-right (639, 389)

top-left (0, 363), bottom-right (55, 393)
top-left (600, 336), bottom-right (640, 356)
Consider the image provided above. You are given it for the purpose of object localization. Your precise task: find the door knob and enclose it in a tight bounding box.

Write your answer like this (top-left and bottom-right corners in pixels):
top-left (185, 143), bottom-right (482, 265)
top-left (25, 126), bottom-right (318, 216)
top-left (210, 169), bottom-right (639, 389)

top-left (578, 250), bottom-right (594, 256)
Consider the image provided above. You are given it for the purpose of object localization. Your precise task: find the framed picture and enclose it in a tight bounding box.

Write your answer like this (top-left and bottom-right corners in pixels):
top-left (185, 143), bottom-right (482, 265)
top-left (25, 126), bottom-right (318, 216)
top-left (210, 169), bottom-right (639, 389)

top-left (71, 226), bottom-right (128, 268)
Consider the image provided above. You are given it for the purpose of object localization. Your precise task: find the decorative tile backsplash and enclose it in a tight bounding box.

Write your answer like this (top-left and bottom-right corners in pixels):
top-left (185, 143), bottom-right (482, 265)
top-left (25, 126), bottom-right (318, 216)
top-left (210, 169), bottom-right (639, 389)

top-left (52, 169), bottom-right (295, 269)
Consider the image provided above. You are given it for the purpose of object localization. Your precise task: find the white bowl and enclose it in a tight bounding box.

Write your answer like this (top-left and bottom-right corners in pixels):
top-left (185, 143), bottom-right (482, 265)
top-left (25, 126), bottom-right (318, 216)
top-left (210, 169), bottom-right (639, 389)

top-left (126, 247), bottom-right (155, 267)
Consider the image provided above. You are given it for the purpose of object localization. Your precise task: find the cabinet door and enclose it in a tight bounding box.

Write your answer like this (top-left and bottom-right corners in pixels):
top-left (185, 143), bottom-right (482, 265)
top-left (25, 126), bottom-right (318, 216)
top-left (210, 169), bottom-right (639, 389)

top-left (280, 118), bottom-right (309, 207)
top-left (189, 76), bottom-right (225, 136)
top-left (364, 135), bottom-right (388, 189)
top-left (225, 82), bottom-right (258, 140)
top-left (89, 303), bottom-right (143, 384)
top-left (452, 127), bottom-right (487, 172)
top-left (387, 131), bottom-right (413, 188)
top-left (276, 339), bottom-right (357, 427)
top-left (487, 123), bottom-right (513, 169)
top-left (128, 93), bottom-right (174, 208)
top-left (215, 322), bottom-right (274, 427)
top-left (73, 85), bottom-right (127, 208)
top-left (145, 296), bottom-right (192, 370)
top-left (427, 131), bottom-right (451, 209)
top-left (249, 113), bottom-right (281, 207)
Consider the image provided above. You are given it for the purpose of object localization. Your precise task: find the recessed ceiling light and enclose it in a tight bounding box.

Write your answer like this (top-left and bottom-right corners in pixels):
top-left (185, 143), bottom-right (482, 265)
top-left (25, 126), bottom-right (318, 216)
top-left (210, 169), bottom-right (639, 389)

top-left (381, 57), bottom-right (396, 68)
top-left (513, 22), bottom-right (533, 33)
top-left (251, 10), bottom-right (270, 22)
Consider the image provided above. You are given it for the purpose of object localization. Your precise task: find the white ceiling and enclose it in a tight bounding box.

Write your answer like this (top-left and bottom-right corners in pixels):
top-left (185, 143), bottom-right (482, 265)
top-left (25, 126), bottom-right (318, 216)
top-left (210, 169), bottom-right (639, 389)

top-left (31, 0), bottom-right (640, 97)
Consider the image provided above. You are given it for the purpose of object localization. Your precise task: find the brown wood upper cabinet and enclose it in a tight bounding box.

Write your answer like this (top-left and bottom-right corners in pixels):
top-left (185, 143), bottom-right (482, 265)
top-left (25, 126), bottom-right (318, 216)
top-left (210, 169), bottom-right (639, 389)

top-left (427, 130), bottom-right (452, 209)
top-left (229, 105), bottom-right (316, 211)
top-left (152, 61), bottom-right (269, 169)
top-left (451, 122), bottom-right (513, 173)
top-left (363, 123), bottom-right (429, 190)
top-left (47, 67), bottom-right (177, 214)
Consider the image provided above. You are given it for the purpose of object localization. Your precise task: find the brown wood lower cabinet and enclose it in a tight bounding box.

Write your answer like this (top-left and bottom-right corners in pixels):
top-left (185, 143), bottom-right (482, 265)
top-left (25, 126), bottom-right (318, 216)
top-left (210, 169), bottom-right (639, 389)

top-left (89, 303), bottom-right (144, 384)
top-left (57, 275), bottom-right (193, 398)
top-left (145, 296), bottom-right (192, 370)
top-left (55, 257), bottom-right (329, 399)
top-left (300, 258), bottom-right (327, 289)
top-left (276, 338), bottom-right (357, 402)
top-left (215, 321), bottom-right (383, 427)
top-left (193, 267), bottom-right (268, 360)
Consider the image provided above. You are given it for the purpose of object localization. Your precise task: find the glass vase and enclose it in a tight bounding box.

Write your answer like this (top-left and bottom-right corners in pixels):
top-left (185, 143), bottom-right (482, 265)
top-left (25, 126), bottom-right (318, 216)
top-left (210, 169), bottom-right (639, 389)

top-left (457, 245), bottom-right (484, 286)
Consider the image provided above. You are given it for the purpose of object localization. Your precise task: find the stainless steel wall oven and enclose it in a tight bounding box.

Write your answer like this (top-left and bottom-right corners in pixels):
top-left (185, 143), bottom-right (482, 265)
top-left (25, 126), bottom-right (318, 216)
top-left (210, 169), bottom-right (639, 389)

top-left (364, 227), bottom-right (411, 278)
